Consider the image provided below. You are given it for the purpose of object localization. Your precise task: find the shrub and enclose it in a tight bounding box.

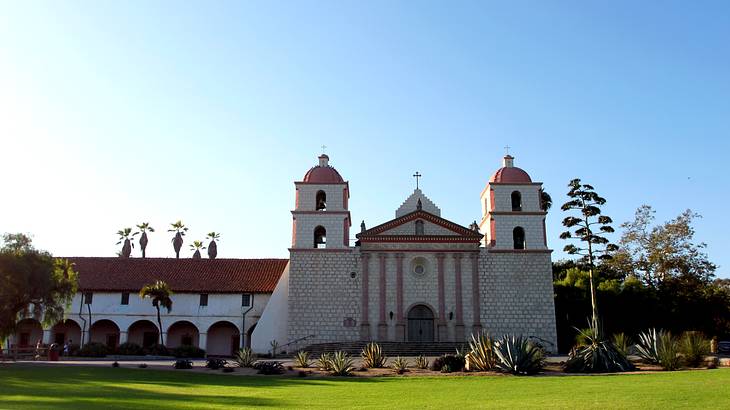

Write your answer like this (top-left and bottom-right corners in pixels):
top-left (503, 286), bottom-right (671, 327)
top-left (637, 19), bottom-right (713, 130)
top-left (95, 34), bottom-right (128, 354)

top-left (174, 359), bottom-right (193, 369)
top-left (329, 351), bottom-right (355, 376)
top-left (235, 347), bottom-right (255, 368)
top-left (635, 328), bottom-right (662, 364)
top-left (145, 344), bottom-right (170, 356)
top-left (317, 352), bottom-right (334, 371)
top-left (493, 335), bottom-right (544, 375)
top-left (116, 342), bottom-right (144, 356)
top-left (611, 333), bottom-right (631, 357)
top-left (431, 354), bottom-right (465, 373)
top-left (680, 331), bottom-right (710, 368)
top-left (66, 344), bottom-right (81, 356)
top-left (77, 342), bottom-right (108, 357)
top-left (391, 356), bottom-right (409, 374)
top-left (253, 361), bottom-right (285, 375)
top-left (294, 351), bottom-right (310, 368)
top-left (111, 361), bottom-right (120, 368)
top-left (564, 328), bottom-right (634, 373)
top-left (465, 332), bottom-right (496, 371)
top-left (361, 342), bottom-right (387, 368)
top-left (138, 363), bottom-right (148, 368)
top-left (206, 358), bottom-right (227, 370)
top-left (414, 355), bottom-right (429, 370)
top-left (657, 331), bottom-right (681, 371)
top-left (172, 345), bottom-right (206, 358)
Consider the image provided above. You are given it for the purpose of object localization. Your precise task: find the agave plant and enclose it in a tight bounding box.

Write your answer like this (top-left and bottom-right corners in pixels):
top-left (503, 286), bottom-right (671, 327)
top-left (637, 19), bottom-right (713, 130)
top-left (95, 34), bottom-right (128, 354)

top-left (465, 332), bottom-right (496, 371)
top-left (116, 227), bottom-right (137, 258)
top-left (391, 356), bottom-right (409, 374)
top-left (361, 342), bottom-right (387, 368)
top-left (135, 222), bottom-right (154, 258)
top-left (564, 328), bottom-right (635, 373)
top-left (317, 352), bottom-right (333, 371)
top-left (414, 355), bottom-right (429, 370)
top-left (168, 220), bottom-right (188, 259)
top-left (329, 351), bottom-right (355, 376)
top-left (493, 335), bottom-right (544, 375)
top-left (680, 331), bottom-right (710, 368)
top-left (635, 328), bottom-right (663, 364)
top-left (611, 333), bottom-right (631, 357)
top-left (235, 347), bottom-right (255, 368)
top-left (190, 240), bottom-right (206, 259)
top-left (206, 232), bottom-right (220, 259)
top-left (294, 351), bottom-right (310, 368)
top-left (657, 331), bottom-right (681, 371)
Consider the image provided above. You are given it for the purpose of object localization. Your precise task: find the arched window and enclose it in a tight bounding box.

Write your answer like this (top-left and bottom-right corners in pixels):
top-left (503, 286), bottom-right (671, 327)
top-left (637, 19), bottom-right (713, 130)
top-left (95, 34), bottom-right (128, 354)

top-left (314, 226), bottom-right (327, 248)
top-left (316, 190), bottom-right (327, 211)
top-left (511, 191), bottom-right (522, 211)
top-left (415, 220), bottom-right (425, 235)
top-left (513, 227), bottom-right (526, 250)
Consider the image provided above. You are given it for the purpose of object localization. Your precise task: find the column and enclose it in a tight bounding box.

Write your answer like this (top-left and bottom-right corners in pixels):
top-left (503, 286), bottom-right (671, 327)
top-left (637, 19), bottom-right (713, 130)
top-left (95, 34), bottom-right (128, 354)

top-left (119, 331), bottom-right (129, 344)
top-left (470, 252), bottom-right (483, 335)
top-left (199, 332), bottom-right (208, 351)
top-left (453, 254), bottom-right (465, 341)
top-left (436, 253), bottom-right (448, 341)
top-left (377, 253), bottom-right (388, 341)
top-left (395, 253), bottom-right (405, 341)
top-left (359, 253), bottom-right (371, 340)
top-left (42, 329), bottom-right (52, 345)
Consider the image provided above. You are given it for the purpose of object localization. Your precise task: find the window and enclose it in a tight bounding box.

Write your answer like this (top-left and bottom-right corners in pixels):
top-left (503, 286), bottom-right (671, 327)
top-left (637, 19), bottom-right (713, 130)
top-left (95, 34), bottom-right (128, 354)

top-left (513, 227), bottom-right (526, 250)
top-left (316, 190), bottom-right (327, 211)
top-left (242, 294), bottom-right (251, 307)
top-left (84, 292), bottom-right (93, 305)
top-left (511, 191), bottom-right (522, 211)
top-left (121, 292), bottom-right (130, 305)
top-left (415, 220), bottom-right (425, 235)
top-left (199, 293), bottom-right (208, 306)
top-left (314, 226), bottom-right (327, 248)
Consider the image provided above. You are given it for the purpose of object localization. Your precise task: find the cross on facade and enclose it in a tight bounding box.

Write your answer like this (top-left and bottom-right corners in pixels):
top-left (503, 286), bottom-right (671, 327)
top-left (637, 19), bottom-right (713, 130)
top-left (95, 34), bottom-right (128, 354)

top-left (413, 171), bottom-right (422, 189)
top-left (504, 145), bottom-right (511, 155)
top-left (321, 145), bottom-right (327, 153)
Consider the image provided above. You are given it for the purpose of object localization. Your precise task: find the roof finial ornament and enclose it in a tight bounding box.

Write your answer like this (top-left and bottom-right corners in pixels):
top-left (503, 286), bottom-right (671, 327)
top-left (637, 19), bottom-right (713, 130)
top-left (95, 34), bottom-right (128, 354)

top-left (412, 171), bottom-right (422, 190)
top-left (360, 220), bottom-right (366, 233)
top-left (321, 144), bottom-right (327, 153)
top-left (416, 198), bottom-right (422, 211)
top-left (504, 145), bottom-right (511, 155)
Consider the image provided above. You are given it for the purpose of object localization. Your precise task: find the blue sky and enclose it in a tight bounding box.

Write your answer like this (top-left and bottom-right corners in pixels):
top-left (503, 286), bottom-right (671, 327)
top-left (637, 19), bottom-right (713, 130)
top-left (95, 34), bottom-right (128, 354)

top-left (1, 1), bottom-right (728, 277)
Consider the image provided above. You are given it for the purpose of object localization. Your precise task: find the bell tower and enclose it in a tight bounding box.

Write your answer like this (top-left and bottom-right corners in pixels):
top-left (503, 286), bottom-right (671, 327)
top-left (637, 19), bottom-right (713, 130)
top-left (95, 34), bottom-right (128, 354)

top-left (291, 154), bottom-right (351, 249)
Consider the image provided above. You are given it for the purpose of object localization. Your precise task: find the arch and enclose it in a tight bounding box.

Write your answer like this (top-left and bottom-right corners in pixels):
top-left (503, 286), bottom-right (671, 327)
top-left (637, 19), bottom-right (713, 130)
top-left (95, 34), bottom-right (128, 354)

top-left (51, 319), bottom-right (81, 346)
top-left (407, 304), bottom-right (435, 342)
top-left (315, 190), bottom-right (327, 211)
top-left (415, 220), bottom-right (425, 235)
top-left (127, 319), bottom-right (159, 348)
top-left (166, 321), bottom-right (199, 348)
top-left (511, 191), bottom-right (522, 211)
top-left (14, 318), bottom-right (43, 348)
top-left (314, 225), bottom-right (327, 249)
top-left (207, 321), bottom-right (240, 357)
top-left (90, 319), bottom-right (121, 348)
top-left (513, 226), bottom-right (526, 250)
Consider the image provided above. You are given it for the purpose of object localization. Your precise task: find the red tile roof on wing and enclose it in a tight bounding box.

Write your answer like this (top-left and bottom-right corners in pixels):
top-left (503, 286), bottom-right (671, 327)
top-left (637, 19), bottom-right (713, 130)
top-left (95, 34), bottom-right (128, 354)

top-left (65, 257), bottom-right (288, 293)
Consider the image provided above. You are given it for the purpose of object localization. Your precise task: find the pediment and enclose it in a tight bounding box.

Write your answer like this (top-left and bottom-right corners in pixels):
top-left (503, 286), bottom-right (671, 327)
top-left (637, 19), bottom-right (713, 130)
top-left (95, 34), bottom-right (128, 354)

top-left (356, 210), bottom-right (482, 243)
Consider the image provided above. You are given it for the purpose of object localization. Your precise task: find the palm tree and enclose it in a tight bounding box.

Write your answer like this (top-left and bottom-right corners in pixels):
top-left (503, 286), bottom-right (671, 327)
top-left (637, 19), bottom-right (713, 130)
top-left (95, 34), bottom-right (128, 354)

top-left (135, 222), bottom-right (154, 258)
top-left (190, 240), bottom-right (206, 259)
top-left (206, 232), bottom-right (220, 259)
top-left (116, 227), bottom-right (137, 258)
top-left (540, 188), bottom-right (553, 212)
top-left (167, 220), bottom-right (188, 259)
top-left (139, 280), bottom-right (173, 345)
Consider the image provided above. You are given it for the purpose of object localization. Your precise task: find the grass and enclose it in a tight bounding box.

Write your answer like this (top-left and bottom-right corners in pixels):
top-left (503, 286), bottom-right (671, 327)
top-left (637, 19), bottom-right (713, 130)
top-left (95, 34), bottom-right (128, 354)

top-left (1, 365), bottom-right (729, 409)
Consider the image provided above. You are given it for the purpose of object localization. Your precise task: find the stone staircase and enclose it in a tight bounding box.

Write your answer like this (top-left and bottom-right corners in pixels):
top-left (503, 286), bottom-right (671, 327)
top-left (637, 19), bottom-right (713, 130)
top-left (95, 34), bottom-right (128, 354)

top-left (299, 341), bottom-right (467, 357)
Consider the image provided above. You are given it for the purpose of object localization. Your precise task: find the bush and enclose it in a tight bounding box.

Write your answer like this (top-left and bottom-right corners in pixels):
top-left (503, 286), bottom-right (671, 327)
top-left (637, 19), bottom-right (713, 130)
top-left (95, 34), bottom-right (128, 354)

top-left (564, 328), bottom-right (634, 373)
top-left (77, 342), bottom-right (108, 357)
top-left (145, 344), bottom-right (170, 356)
top-left (465, 332), bottom-right (496, 371)
top-left (680, 331), bottom-right (710, 368)
top-left (174, 359), bottom-right (193, 369)
top-left (172, 345), bottom-right (206, 358)
top-left (138, 363), bottom-right (148, 368)
top-left (657, 331), bottom-right (681, 371)
top-left (294, 351), bottom-right (310, 368)
top-left (317, 352), bottom-right (333, 371)
top-left (116, 342), bottom-right (144, 356)
top-left (111, 361), bottom-right (120, 368)
top-left (66, 343), bottom-right (81, 356)
top-left (253, 361), bottom-right (285, 375)
top-left (635, 328), bottom-right (662, 364)
top-left (361, 342), bottom-right (387, 368)
top-left (206, 358), bottom-right (227, 370)
top-left (493, 335), bottom-right (544, 375)
top-left (414, 355), bottom-right (429, 370)
top-left (329, 351), bottom-right (355, 376)
top-left (431, 354), bottom-right (465, 373)
top-left (611, 333), bottom-right (631, 357)
top-left (235, 347), bottom-right (255, 368)
top-left (391, 356), bottom-right (409, 374)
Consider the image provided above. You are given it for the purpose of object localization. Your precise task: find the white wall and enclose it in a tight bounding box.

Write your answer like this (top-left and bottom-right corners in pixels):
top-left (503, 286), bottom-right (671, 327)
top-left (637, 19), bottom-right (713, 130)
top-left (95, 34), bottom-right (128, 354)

top-left (251, 264), bottom-right (290, 354)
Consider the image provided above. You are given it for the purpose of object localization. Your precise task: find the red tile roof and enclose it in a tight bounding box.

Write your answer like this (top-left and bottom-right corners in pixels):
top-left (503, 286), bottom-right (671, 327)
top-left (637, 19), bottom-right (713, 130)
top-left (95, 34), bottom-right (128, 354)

top-left (65, 257), bottom-right (288, 293)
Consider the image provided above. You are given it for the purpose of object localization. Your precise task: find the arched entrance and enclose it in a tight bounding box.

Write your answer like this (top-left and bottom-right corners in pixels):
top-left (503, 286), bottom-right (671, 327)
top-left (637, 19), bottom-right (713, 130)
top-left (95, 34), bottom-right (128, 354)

top-left (407, 305), bottom-right (435, 342)
top-left (14, 319), bottom-right (43, 347)
top-left (127, 320), bottom-right (159, 348)
top-left (207, 321), bottom-right (240, 357)
top-left (51, 319), bottom-right (82, 346)
top-left (89, 320), bottom-right (120, 349)
top-left (166, 321), bottom-right (199, 348)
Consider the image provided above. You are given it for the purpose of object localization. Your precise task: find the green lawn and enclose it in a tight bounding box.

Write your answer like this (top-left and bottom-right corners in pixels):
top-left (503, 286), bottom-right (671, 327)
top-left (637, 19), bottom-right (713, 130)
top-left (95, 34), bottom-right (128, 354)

top-left (1, 365), bottom-right (728, 409)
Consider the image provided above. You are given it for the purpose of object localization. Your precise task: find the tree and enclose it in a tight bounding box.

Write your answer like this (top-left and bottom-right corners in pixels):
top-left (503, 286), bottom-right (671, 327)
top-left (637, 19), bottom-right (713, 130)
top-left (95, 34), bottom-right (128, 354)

top-left (608, 205), bottom-right (716, 287)
top-left (0, 233), bottom-right (78, 339)
top-left (135, 223), bottom-right (154, 258)
top-left (539, 188), bottom-right (553, 212)
top-left (167, 221), bottom-right (188, 259)
top-left (190, 241), bottom-right (206, 259)
top-left (206, 232), bottom-right (220, 259)
top-left (559, 179), bottom-right (618, 335)
top-left (139, 280), bottom-right (173, 345)
top-left (116, 228), bottom-right (136, 258)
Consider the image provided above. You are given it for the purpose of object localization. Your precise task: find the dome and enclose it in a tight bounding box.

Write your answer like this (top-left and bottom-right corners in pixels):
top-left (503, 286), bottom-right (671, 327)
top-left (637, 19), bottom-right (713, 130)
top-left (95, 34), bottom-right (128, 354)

top-left (302, 154), bottom-right (344, 183)
top-left (489, 155), bottom-right (532, 184)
